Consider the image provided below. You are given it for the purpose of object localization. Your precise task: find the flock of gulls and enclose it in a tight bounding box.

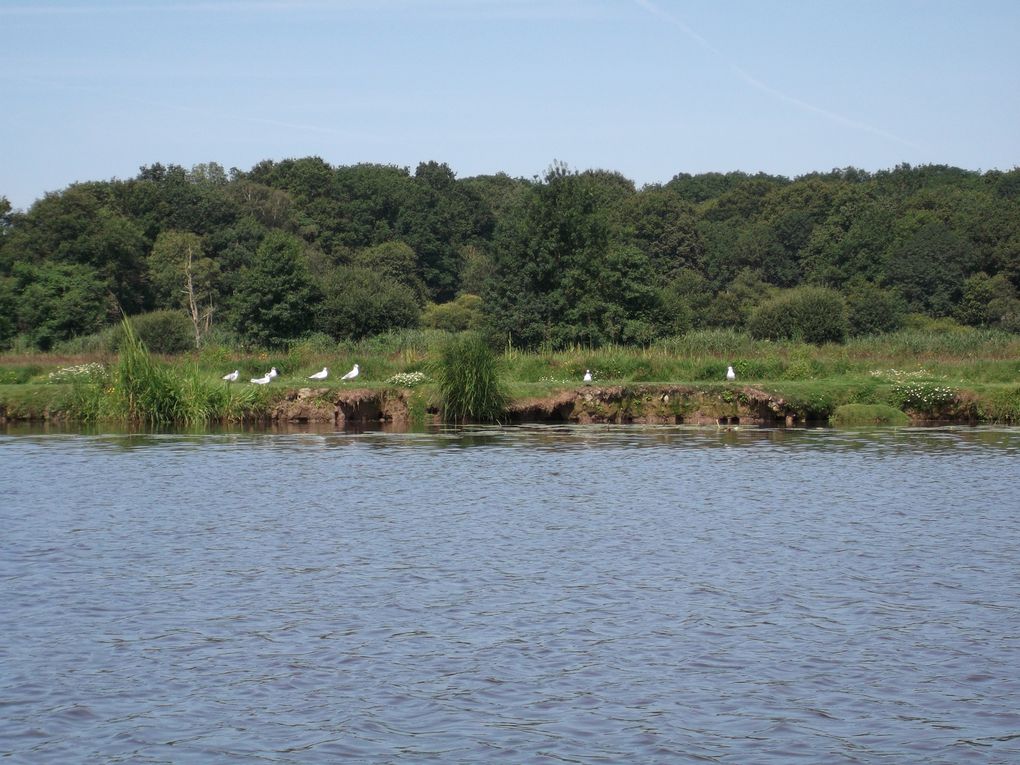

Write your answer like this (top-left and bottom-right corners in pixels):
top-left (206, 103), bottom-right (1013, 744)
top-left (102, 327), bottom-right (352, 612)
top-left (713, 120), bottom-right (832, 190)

top-left (220, 364), bottom-right (360, 385)
top-left (223, 363), bottom-right (735, 386)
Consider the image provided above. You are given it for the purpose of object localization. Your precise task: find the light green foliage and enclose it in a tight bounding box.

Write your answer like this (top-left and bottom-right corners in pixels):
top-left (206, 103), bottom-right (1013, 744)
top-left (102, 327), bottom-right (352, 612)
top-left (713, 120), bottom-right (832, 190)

top-left (955, 272), bottom-right (1020, 329)
top-left (349, 241), bottom-right (428, 304)
top-left (147, 230), bottom-right (220, 318)
top-left (421, 294), bottom-right (484, 332)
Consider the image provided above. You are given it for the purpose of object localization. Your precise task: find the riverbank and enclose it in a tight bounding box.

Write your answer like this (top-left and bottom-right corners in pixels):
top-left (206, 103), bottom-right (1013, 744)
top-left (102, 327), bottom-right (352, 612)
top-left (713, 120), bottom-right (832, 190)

top-left (2, 328), bottom-right (1018, 426)
top-left (3, 378), bottom-right (1018, 427)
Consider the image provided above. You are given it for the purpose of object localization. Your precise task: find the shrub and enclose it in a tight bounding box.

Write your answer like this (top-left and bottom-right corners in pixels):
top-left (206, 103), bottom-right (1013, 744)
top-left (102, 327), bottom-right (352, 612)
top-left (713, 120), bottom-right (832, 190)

top-left (892, 379), bottom-right (957, 415)
top-left (748, 287), bottom-right (848, 344)
top-left (421, 294), bottom-right (484, 332)
top-left (123, 310), bottom-right (195, 355)
top-left (431, 332), bottom-right (508, 422)
top-left (317, 266), bottom-right (420, 341)
top-left (846, 283), bottom-right (906, 336)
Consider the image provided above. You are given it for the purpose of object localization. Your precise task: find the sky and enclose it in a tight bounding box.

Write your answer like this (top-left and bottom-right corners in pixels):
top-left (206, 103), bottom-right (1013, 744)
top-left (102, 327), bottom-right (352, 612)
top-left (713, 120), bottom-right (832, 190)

top-left (2, 0), bottom-right (1018, 210)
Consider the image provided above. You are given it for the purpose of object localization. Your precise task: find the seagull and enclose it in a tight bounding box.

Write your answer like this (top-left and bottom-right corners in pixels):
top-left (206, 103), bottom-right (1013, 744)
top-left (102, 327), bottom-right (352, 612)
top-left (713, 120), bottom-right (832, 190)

top-left (222, 370), bottom-right (239, 382)
top-left (340, 363), bottom-right (360, 381)
top-left (583, 369), bottom-right (592, 383)
top-left (267, 367), bottom-right (279, 379)
top-left (251, 372), bottom-right (272, 385)
top-left (308, 367), bottom-right (329, 380)
top-left (726, 365), bottom-right (736, 381)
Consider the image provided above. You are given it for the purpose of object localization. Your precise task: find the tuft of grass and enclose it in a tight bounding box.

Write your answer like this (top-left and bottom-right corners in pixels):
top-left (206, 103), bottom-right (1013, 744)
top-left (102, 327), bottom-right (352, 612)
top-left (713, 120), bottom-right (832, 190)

top-left (431, 332), bottom-right (508, 423)
top-left (830, 404), bottom-right (910, 426)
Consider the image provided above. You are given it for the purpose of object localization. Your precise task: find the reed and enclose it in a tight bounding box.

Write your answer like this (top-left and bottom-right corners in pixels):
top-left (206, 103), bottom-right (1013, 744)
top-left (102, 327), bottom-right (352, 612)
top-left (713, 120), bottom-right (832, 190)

top-left (431, 332), bottom-right (508, 423)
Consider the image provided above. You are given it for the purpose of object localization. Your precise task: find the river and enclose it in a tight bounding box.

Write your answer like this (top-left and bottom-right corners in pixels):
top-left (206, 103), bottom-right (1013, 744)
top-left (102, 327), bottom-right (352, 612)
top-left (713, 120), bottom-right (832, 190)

top-left (2, 425), bottom-right (1019, 763)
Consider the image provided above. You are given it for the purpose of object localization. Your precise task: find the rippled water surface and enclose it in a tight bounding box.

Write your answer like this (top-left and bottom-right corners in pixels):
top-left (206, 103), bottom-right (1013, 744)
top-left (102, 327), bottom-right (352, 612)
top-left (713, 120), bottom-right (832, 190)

top-left (2, 425), bottom-right (1019, 763)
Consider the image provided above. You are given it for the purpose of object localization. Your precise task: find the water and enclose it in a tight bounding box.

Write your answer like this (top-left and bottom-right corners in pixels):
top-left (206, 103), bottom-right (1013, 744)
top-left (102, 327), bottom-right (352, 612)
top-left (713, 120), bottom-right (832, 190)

top-left (2, 425), bottom-right (1019, 763)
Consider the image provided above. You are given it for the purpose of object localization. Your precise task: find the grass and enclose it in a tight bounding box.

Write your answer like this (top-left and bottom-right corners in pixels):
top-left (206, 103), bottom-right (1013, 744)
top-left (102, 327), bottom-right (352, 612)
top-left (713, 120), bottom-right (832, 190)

top-left (430, 332), bottom-right (508, 423)
top-left (830, 404), bottom-right (910, 427)
top-left (2, 327), bottom-right (1019, 425)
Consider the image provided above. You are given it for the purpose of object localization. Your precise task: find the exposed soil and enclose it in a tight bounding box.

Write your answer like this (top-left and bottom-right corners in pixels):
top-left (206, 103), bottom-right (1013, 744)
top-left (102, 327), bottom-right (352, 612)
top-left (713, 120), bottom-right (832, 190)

top-left (270, 384), bottom-right (803, 427)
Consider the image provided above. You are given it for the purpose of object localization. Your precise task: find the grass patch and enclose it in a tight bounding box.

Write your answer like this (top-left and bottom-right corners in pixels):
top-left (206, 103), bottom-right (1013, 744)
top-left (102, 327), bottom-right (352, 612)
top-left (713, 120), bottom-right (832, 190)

top-left (830, 404), bottom-right (910, 426)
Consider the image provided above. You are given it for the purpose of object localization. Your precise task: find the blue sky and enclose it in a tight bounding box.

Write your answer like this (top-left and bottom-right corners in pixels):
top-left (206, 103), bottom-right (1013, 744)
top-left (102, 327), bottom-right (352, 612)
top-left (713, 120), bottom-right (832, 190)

top-left (2, 0), bottom-right (1018, 210)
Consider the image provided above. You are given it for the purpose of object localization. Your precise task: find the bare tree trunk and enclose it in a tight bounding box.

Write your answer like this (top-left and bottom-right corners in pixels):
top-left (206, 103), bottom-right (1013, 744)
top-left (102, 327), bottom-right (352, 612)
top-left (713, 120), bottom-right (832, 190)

top-left (183, 243), bottom-right (202, 349)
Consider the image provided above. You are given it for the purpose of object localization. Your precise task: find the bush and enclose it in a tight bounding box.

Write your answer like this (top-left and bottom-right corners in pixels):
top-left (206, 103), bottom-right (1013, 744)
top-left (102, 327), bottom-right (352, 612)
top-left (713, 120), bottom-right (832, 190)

top-left (748, 287), bottom-right (848, 344)
top-left (123, 310), bottom-right (195, 355)
top-left (846, 283), bottom-right (906, 336)
top-left (421, 294), bottom-right (484, 332)
top-left (318, 266), bottom-right (421, 341)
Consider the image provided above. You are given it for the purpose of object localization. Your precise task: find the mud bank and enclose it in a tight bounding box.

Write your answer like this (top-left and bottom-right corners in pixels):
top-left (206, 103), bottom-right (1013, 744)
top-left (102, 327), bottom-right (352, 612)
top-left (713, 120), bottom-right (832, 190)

top-left (506, 385), bottom-right (804, 426)
top-left (269, 385), bottom-right (808, 427)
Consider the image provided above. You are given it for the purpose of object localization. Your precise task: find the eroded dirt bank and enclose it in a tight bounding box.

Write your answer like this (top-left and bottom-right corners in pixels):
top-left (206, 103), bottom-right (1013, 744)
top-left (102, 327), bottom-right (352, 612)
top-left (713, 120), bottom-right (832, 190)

top-left (270, 385), bottom-right (805, 427)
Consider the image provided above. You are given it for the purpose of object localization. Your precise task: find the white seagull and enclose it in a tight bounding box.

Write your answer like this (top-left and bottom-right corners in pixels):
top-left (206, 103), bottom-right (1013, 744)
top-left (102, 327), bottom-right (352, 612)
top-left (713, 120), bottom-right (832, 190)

top-left (726, 365), bottom-right (736, 381)
top-left (251, 372), bottom-right (272, 385)
top-left (222, 369), bottom-right (239, 382)
top-left (340, 363), bottom-right (360, 381)
top-left (267, 366), bottom-right (279, 379)
top-left (308, 367), bottom-right (329, 380)
top-left (583, 369), bottom-right (592, 383)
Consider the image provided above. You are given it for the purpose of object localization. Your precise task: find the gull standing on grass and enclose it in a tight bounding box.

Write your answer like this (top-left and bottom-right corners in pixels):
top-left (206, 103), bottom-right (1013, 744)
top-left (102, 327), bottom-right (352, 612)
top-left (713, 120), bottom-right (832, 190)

top-left (251, 372), bottom-right (272, 385)
top-left (267, 366), bottom-right (279, 379)
top-left (726, 365), bottom-right (736, 381)
top-left (308, 367), bottom-right (329, 380)
top-left (340, 363), bottom-right (360, 381)
top-left (583, 369), bottom-right (592, 383)
top-left (222, 370), bottom-right (239, 382)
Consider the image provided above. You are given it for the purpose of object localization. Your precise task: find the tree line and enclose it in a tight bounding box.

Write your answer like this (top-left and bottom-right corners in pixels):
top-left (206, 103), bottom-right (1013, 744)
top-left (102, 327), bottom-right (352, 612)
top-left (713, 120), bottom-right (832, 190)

top-left (1, 158), bottom-right (1018, 351)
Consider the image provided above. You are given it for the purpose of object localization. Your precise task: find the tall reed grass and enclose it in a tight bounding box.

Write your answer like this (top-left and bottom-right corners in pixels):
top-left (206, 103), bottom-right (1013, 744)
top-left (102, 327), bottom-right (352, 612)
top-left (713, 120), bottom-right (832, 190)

top-left (69, 318), bottom-right (268, 425)
top-left (431, 333), bottom-right (508, 423)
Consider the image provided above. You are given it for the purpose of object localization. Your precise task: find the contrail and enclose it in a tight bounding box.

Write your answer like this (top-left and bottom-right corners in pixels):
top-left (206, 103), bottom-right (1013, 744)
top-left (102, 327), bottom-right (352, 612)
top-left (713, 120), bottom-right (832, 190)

top-left (630, 0), bottom-right (923, 151)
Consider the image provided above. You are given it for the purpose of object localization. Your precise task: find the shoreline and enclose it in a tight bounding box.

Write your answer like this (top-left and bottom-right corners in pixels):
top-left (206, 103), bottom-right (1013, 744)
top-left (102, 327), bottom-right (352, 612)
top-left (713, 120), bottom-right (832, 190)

top-left (2, 382), bottom-right (1011, 428)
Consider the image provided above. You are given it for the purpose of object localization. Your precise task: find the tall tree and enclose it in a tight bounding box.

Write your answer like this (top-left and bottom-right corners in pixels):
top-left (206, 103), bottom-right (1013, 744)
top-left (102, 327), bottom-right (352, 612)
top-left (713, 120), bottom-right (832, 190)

top-left (229, 231), bottom-right (318, 347)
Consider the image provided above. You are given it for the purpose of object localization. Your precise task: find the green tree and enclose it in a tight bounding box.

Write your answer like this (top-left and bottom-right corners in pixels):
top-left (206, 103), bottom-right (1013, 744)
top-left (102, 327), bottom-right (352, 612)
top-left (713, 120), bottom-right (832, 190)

top-left (229, 232), bottom-right (318, 347)
top-left (13, 261), bottom-right (111, 349)
top-left (885, 218), bottom-right (971, 316)
top-left (317, 266), bottom-right (420, 341)
top-left (845, 281), bottom-right (906, 336)
top-left (748, 286), bottom-right (848, 344)
top-left (955, 272), bottom-right (1019, 328)
top-left (621, 188), bottom-right (703, 276)
top-left (485, 163), bottom-right (659, 348)
top-left (396, 161), bottom-right (494, 301)
top-left (349, 241), bottom-right (428, 303)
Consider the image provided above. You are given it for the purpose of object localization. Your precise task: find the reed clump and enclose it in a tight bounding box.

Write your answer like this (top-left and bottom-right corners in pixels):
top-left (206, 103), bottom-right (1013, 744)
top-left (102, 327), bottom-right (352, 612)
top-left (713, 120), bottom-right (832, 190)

top-left (69, 318), bottom-right (267, 425)
top-left (431, 332), bottom-right (508, 423)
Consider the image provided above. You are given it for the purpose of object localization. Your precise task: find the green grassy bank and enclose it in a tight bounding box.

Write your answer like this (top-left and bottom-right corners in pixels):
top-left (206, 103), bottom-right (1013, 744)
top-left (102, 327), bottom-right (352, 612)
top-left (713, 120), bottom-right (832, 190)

top-left (2, 328), bottom-right (1019, 426)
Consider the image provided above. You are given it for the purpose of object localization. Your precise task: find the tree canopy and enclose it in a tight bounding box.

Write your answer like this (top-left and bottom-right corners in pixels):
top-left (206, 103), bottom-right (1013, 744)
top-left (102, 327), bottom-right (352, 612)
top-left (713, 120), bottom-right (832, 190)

top-left (2, 159), bottom-right (1018, 350)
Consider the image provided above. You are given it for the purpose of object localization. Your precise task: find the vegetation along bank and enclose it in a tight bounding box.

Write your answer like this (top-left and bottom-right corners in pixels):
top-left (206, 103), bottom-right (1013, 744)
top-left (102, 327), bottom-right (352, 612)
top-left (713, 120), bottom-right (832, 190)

top-left (2, 328), bottom-right (1018, 427)
top-left (2, 159), bottom-right (1018, 427)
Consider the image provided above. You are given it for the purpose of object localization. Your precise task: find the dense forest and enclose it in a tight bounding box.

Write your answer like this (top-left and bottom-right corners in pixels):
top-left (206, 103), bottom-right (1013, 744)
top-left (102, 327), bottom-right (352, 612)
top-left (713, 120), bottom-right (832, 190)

top-left (1, 158), bottom-right (1018, 352)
